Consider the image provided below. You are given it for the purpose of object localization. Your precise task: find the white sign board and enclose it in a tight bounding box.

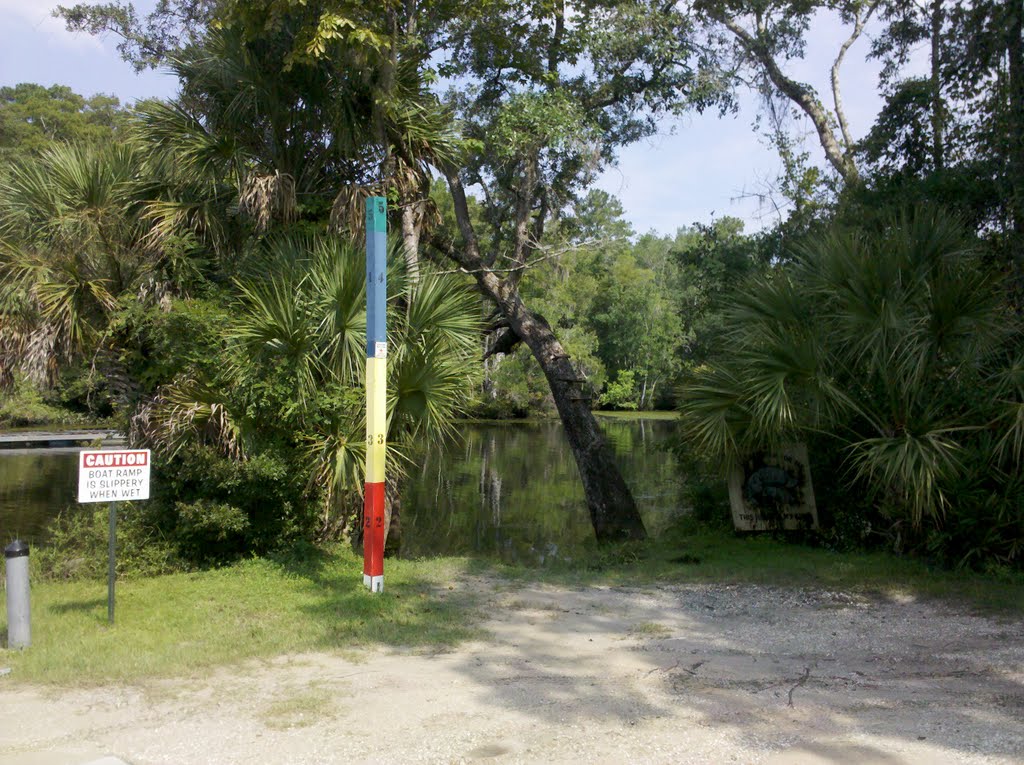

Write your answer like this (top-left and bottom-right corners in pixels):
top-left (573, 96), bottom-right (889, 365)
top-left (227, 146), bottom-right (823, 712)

top-left (78, 449), bottom-right (151, 503)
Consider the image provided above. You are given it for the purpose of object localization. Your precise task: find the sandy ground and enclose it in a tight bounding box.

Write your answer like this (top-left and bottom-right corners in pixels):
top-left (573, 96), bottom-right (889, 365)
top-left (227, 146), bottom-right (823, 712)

top-left (1, 580), bottom-right (1022, 765)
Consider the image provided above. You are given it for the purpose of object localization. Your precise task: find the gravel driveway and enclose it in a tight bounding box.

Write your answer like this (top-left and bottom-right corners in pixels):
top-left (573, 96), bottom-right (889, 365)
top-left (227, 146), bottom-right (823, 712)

top-left (1, 580), bottom-right (1022, 764)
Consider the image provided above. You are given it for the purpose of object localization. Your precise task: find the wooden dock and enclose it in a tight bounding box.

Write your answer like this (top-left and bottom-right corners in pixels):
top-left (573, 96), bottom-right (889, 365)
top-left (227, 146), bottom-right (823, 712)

top-left (0, 430), bottom-right (125, 450)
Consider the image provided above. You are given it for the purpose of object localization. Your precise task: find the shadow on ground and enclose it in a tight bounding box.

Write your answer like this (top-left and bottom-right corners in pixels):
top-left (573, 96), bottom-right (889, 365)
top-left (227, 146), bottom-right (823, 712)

top-left (442, 581), bottom-right (1024, 762)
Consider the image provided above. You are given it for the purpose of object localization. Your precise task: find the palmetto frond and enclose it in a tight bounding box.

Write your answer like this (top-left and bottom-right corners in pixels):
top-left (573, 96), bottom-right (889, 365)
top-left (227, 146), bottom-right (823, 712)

top-left (0, 143), bottom-right (161, 381)
top-left (222, 232), bottom-right (482, 501)
top-left (991, 355), bottom-right (1024, 466)
top-left (131, 376), bottom-right (245, 460)
top-left (238, 172), bottom-right (297, 231)
top-left (232, 269), bottom-right (321, 398)
top-left (848, 428), bottom-right (964, 524)
top-left (679, 207), bottom-right (1013, 524)
top-left (677, 365), bottom-right (748, 466)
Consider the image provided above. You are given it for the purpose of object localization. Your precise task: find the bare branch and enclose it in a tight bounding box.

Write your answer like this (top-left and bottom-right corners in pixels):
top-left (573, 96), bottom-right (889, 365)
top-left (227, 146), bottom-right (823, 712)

top-left (831, 2), bottom-right (879, 154)
top-left (718, 14), bottom-right (859, 185)
top-left (429, 237), bottom-right (619, 276)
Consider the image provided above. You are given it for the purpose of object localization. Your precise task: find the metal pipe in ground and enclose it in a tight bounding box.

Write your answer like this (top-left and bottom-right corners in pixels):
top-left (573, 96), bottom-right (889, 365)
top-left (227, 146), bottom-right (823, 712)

top-left (4, 540), bottom-right (30, 649)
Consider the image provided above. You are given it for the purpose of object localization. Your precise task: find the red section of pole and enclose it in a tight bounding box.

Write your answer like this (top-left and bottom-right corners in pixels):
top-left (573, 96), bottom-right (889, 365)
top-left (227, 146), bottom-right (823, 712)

top-left (362, 489), bottom-right (372, 579)
top-left (363, 482), bottom-right (385, 589)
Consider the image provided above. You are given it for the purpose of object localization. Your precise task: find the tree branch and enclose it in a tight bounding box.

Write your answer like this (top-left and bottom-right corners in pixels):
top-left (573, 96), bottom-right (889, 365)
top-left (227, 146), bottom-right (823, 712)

top-left (506, 153), bottom-right (539, 291)
top-left (719, 15), bottom-right (859, 185)
top-left (440, 169), bottom-right (486, 273)
top-left (831, 2), bottom-right (878, 155)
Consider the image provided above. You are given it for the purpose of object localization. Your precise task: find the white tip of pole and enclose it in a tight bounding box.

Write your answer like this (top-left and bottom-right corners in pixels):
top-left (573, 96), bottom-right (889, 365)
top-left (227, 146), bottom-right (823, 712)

top-left (363, 574), bottom-right (371, 588)
top-left (368, 576), bottom-right (383, 593)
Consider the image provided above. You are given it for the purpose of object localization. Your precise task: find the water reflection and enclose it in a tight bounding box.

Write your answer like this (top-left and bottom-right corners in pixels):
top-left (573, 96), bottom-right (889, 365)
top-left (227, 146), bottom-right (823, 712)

top-left (0, 451), bottom-right (79, 545)
top-left (401, 417), bottom-right (680, 565)
top-left (0, 417), bottom-right (682, 562)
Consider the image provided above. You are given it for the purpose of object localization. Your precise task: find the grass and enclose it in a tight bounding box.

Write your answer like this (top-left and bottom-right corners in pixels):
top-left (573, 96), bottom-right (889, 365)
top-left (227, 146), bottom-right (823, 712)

top-left (0, 546), bottom-right (483, 685)
top-left (261, 684), bottom-right (335, 730)
top-left (3, 522), bottom-right (1023, 686)
top-left (476, 519), bottom-right (1024, 614)
top-left (593, 410), bottom-right (680, 420)
top-left (626, 621), bottom-right (673, 639)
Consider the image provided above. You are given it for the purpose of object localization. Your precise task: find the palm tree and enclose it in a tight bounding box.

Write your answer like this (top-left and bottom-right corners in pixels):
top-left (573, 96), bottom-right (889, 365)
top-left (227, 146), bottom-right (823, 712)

top-left (136, 233), bottom-right (481, 541)
top-left (136, 22), bottom-right (454, 279)
top-left (679, 208), bottom-right (1022, 532)
top-left (0, 142), bottom-right (161, 390)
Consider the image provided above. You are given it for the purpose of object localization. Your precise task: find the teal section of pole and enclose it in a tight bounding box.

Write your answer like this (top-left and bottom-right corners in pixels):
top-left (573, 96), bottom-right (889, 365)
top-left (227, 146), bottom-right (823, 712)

top-left (365, 197), bottom-right (387, 354)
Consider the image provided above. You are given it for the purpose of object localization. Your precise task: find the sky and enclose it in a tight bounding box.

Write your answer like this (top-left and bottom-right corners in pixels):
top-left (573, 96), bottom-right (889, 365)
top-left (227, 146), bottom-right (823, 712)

top-left (0, 1), bottom-right (920, 237)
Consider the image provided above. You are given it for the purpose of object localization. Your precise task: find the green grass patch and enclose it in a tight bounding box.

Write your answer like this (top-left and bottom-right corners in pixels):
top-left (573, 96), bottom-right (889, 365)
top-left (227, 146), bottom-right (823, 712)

top-left (260, 683), bottom-right (335, 730)
top-left (626, 621), bottom-right (673, 639)
top-left (593, 410), bottom-right (679, 421)
top-left (0, 546), bottom-right (483, 685)
top-left (474, 519), bottom-right (1024, 615)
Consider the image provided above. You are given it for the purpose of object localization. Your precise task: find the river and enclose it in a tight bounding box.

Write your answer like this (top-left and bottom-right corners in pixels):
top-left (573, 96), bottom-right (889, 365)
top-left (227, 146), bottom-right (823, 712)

top-left (0, 416), bottom-right (682, 564)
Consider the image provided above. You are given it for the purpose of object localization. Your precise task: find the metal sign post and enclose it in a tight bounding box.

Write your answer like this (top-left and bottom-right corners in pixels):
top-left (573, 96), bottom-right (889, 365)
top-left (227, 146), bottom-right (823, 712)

top-left (78, 449), bottom-right (151, 623)
top-left (108, 501), bottom-right (117, 623)
top-left (363, 196), bottom-right (387, 593)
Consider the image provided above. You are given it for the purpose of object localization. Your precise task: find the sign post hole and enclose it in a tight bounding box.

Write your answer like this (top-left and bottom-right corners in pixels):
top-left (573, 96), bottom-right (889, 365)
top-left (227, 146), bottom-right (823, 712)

top-left (363, 196), bottom-right (387, 593)
top-left (78, 449), bottom-right (151, 623)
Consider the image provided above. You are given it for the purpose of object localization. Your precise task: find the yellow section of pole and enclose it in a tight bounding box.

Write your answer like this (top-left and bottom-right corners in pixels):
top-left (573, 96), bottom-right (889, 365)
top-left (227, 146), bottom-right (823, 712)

top-left (365, 355), bottom-right (387, 484)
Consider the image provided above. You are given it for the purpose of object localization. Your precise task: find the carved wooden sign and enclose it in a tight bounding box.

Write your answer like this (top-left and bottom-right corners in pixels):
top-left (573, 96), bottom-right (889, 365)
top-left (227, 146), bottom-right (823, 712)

top-left (728, 443), bottom-right (819, 531)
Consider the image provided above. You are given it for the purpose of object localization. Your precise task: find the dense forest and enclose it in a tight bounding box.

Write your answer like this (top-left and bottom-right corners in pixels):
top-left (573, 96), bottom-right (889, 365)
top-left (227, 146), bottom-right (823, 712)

top-left (1, 1), bottom-right (1021, 571)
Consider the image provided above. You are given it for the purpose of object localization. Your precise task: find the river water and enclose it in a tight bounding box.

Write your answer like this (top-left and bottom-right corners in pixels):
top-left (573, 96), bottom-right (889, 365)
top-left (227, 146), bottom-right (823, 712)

top-left (0, 417), bottom-right (682, 563)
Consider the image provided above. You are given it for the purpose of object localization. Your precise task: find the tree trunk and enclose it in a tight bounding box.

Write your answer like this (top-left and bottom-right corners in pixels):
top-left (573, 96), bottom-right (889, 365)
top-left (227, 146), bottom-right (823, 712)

top-left (440, 171), bottom-right (646, 543)
top-left (383, 474), bottom-right (402, 557)
top-left (400, 201), bottom-right (422, 283)
top-left (719, 17), bottom-right (859, 185)
top-left (930, 0), bottom-right (945, 172)
top-left (530, 327), bottom-right (646, 541)
top-left (490, 280), bottom-right (646, 542)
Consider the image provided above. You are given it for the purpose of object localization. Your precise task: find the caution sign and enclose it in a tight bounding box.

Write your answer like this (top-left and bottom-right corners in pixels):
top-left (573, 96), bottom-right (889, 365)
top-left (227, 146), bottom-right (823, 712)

top-left (78, 449), bottom-right (151, 503)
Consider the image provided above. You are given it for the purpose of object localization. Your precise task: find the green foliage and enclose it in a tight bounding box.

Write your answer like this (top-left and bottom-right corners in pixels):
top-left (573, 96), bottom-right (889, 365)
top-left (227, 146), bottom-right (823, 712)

top-left (131, 234), bottom-right (482, 555)
top-left (34, 504), bottom-right (182, 580)
top-left (148, 445), bottom-right (318, 564)
top-left (599, 370), bottom-right (639, 410)
top-left (174, 499), bottom-right (250, 562)
top-left (679, 207), bottom-right (1024, 568)
top-left (866, 0), bottom-right (1024, 249)
top-left (57, 0), bottom-right (215, 71)
top-left (467, 200), bottom-right (772, 416)
top-left (0, 141), bottom-right (168, 392)
top-left (472, 347), bottom-right (554, 419)
top-left (0, 374), bottom-right (90, 428)
top-left (0, 83), bottom-right (126, 154)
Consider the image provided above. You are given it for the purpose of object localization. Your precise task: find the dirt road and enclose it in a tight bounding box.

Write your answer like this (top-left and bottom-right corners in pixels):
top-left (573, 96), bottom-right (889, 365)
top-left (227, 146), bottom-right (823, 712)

top-left (1, 581), bottom-right (1022, 764)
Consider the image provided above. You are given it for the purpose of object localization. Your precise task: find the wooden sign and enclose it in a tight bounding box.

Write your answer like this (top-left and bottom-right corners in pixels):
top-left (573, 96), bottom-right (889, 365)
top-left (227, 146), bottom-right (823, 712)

top-left (728, 443), bottom-right (819, 531)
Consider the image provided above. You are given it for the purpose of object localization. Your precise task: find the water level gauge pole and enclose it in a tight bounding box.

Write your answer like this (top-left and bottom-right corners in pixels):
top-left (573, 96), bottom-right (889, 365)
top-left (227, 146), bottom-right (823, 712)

top-left (363, 196), bottom-right (387, 593)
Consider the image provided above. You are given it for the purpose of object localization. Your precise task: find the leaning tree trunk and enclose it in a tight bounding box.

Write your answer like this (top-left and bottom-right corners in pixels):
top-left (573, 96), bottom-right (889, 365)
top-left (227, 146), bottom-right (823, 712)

top-left (440, 170), bottom-right (646, 543)
top-left (493, 283), bottom-right (647, 542)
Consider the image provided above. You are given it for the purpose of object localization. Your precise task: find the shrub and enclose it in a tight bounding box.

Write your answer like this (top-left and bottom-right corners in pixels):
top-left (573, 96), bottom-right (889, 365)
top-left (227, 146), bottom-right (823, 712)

top-left (678, 207), bottom-right (1024, 569)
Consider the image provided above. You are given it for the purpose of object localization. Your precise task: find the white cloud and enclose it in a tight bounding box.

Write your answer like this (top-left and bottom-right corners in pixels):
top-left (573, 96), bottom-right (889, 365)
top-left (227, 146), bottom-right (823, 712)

top-left (0, 0), bottom-right (104, 52)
